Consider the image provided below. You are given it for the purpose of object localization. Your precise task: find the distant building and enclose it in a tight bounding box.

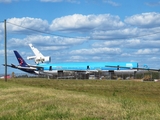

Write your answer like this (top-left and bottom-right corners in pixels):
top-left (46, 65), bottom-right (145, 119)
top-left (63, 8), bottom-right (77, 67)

top-left (0, 75), bottom-right (11, 79)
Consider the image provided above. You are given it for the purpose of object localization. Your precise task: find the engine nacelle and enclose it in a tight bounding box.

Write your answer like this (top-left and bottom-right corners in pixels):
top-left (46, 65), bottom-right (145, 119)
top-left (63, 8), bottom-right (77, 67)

top-left (35, 56), bottom-right (51, 64)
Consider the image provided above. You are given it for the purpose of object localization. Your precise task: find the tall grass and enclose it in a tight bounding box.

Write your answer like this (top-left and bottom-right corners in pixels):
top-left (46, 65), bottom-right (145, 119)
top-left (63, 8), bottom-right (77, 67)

top-left (0, 78), bottom-right (160, 120)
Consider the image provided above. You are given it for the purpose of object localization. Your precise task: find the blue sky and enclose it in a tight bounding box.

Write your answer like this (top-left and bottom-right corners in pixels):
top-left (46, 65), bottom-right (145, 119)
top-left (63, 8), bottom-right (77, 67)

top-left (0, 0), bottom-right (160, 74)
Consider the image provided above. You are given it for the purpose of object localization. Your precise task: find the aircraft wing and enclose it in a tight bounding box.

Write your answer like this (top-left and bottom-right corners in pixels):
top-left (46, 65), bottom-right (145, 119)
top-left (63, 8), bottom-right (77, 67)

top-left (3, 64), bottom-right (37, 70)
top-left (3, 64), bottom-right (17, 68)
top-left (136, 68), bottom-right (160, 71)
top-left (105, 65), bottom-right (160, 71)
top-left (27, 65), bottom-right (44, 69)
top-left (105, 65), bottom-right (137, 69)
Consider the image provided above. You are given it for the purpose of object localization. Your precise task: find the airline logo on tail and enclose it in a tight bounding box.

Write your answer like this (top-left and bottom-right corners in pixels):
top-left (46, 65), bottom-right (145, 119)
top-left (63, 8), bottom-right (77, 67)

top-left (18, 58), bottom-right (23, 65)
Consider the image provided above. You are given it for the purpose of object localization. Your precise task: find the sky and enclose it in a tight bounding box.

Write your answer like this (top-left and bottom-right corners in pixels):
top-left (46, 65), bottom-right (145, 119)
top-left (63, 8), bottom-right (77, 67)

top-left (0, 0), bottom-right (160, 74)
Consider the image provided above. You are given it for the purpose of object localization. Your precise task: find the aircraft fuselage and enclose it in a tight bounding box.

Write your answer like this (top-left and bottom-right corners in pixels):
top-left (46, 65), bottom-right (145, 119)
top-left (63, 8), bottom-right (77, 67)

top-left (37, 62), bottom-right (138, 72)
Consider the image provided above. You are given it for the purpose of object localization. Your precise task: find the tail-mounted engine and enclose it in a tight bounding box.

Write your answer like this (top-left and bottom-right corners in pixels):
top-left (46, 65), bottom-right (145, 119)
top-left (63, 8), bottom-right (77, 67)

top-left (35, 56), bottom-right (51, 64)
top-left (27, 56), bottom-right (51, 64)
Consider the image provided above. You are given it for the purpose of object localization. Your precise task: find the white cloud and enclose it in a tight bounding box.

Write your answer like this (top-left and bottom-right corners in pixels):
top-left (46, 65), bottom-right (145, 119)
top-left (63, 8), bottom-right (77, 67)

top-left (135, 48), bottom-right (159, 55)
top-left (90, 28), bottom-right (138, 40)
top-left (69, 56), bottom-right (87, 61)
top-left (66, 0), bottom-right (80, 3)
top-left (0, 50), bottom-right (4, 56)
top-left (0, 25), bottom-right (2, 42)
top-left (92, 56), bottom-right (101, 60)
top-left (7, 35), bottom-right (88, 51)
top-left (40, 0), bottom-right (80, 3)
top-left (92, 38), bottom-right (160, 49)
top-left (91, 25), bottom-right (160, 41)
top-left (103, 0), bottom-right (120, 6)
top-left (92, 39), bottom-right (141, 48)
top-left (125, 12), bottom-right (160, 28)
top-left (0, 49), bottom-right (14, 56)
top-left (0, 0), bottom-right (22, 3)
top-left (40, 0), bottom-right (63, 2)
top-left (145, 1), bottom-right (160, 7)
top-left (92, 41), bottom-right (120, 47)
top-left (0, 0), bottom-right (12, 3)
top-left (121, 53), bottom-right (132, 57)
top-left (70, 47), bottom-right (121, 55)
top-left (7, 17), bottom-right (49, 33)
top-left (50, 14), bottom-right (124, 32)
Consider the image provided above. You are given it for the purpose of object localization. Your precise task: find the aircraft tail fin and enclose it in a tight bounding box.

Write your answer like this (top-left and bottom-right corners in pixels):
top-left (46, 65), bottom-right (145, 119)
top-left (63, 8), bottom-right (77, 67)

top-left (29, 44), bottom-right (44, 57)
top-left (13, 50), bottom-right (28, 67)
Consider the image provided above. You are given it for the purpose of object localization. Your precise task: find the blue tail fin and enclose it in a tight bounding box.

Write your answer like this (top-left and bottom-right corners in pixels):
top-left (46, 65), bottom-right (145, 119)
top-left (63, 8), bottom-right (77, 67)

top-left (13, 51), bottom-right (28, 67)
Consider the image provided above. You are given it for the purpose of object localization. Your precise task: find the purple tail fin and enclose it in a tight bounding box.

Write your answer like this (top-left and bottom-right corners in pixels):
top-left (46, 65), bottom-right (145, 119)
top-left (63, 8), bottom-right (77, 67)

top-left (14, 51), bottom-right (28, 67)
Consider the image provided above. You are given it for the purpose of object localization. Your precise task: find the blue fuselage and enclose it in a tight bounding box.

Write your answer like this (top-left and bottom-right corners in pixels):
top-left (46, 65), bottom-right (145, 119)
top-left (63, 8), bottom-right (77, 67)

top-left (37, 62), bottom-right (138, 71)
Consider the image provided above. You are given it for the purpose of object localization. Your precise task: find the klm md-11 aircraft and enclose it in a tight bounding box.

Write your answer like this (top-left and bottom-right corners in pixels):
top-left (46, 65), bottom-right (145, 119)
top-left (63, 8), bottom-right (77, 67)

top-left (4, 51), bottom-right (139, 76)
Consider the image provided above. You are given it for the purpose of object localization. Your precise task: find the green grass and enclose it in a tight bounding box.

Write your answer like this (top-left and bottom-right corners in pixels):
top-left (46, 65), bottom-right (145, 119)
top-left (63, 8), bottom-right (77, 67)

top-left (0, 78), bottom-right (160, 120)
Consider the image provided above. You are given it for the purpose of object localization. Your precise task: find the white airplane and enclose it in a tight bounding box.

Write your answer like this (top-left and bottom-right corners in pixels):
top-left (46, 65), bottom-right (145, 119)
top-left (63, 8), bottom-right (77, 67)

top-left (27, 44), bottom-right (51, 64)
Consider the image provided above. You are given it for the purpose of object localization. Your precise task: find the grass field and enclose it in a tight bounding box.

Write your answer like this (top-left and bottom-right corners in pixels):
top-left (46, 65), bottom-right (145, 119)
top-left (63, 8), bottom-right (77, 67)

top-left (0, 78), bottom-right (160, 120)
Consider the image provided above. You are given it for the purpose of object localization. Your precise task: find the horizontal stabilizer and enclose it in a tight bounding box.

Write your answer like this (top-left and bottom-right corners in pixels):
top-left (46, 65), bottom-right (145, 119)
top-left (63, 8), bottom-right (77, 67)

top-left (27, 56), bottom-right (36, 60)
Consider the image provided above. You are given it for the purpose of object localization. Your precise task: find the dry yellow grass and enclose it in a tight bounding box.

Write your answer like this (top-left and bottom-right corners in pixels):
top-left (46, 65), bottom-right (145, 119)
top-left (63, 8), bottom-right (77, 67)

top-left (0, 78), bottom-right (160, 119)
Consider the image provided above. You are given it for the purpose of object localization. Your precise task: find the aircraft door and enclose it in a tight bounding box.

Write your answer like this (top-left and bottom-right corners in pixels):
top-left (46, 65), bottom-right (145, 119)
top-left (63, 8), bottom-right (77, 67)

top-left (87, 65), bottom-right (90, 70)
top-left (49, 66), bottom-right (52, 71)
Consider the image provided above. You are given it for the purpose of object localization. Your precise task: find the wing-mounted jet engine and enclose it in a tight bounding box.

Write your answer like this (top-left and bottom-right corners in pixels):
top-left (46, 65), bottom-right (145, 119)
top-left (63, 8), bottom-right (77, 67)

top-left (27, 44), bottom-right (51, 64)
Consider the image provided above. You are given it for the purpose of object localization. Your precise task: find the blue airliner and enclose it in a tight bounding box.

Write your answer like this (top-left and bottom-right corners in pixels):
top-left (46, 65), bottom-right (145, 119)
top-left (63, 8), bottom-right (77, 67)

top-left (3, 50), bottom-right (139, 75)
